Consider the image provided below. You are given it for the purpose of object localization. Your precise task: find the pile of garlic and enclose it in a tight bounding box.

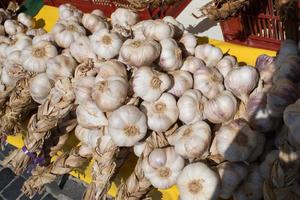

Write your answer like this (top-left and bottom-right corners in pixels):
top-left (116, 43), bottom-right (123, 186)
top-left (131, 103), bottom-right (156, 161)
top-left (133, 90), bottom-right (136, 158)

top-left (0, 3), bottom-right (299, 200)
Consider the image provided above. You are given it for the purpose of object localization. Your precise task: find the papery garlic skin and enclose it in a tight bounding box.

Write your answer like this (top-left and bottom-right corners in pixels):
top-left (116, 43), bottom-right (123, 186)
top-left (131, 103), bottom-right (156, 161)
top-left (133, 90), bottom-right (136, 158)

top-left (92, 75), bottom-right (128, 112)
top-left (159, 38), bottom-right (183, 71)
top-left (133, 142), bottom-right (146, 157)
top-left (169, 121), bottom-right (211, 159)
top-left (29, 73), bottom-right (53, 104)
top-left (22, 40), bottom-right (58, 73)
top-left (212, 119), bottom-right (258, 162)
top-left (163, 16), bottom-right (184, 38)
top-left (179, 31), bottom-right (197, 56)
top-left (204, 91), bottom-right (237, 124)
top-left (70, 35), bottom-right (97, 63)
top-left (143, 147), bottom-right (185, 189)
top-left (168, 70), bottom-right (193, 97)
top-left (17, 13), bottom-right (35, 28)
top-left (91, 9), bottom-right (105, 18)
top-left (181, 56), bottom-right (205, 74)
top-left (177, 89), bottom-right (207, 124)
top-left (32, 33), bottom-right (54, 44)
top-left (255, 54), bottom-right (276, 83)
top-left (26, 28), bottom-right (47, 37)
top-left (144, 19), bottom-right (174, 41)
top-left (133, 66), bottom-right (171, 102)
top-left (108, 105), bottom-right (147, 147)
top-left (52, 20), bottom-right (86, 48)
top-left (46, 54), bottom-right (77, 82)
top-left (119, 39), bottom-right (161, 67)
top-left (111, 8), bottom-right (139, 37)
top-left (7, 33), bottom-right (32, 55)
top-left (73, 76), bottom-right (95, 105)
top-left (94, 60), bottom-right (127, 80)
top-left (4, 20), bottom-right (24, 35)
top-left (58, 4), bottom-right (83, 22)
top-left (177, 162), bottom-right (220, 200)
top-left (76, 101), bottom-right (108, 129)
top-left (75, 125), bottom-right (101, 150)
top-left (217, 162), bottom-right (248, 199)
top-left (194, 66), bottom-right (224, 99)
top-left (283, 99), bottom-right (300, 144)
top-left (141, 93), bottom-right (178, 132)
top-left (195, 44), bottom-right (223, 67)
top-left (82, 13), bottom-right (108, 33)
top-left (90, 28), bottom-right (122, 60)
top-left (216, 55), bottom-right (237, 78)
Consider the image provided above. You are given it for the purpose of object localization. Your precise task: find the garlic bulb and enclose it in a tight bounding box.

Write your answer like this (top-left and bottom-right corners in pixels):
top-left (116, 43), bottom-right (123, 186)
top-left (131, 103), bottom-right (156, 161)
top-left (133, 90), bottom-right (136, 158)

top-left (58, 3), bottom-right (83, 22)
top-left (75, 125), bottom-right (101, 149)
top-left (195, 44), bottom-right (223, 67)
top-left (46, 54), bottom-right (77, 82)
top-left (70, 35), bottom-right (97, 63)
top-left (168, 70), bottom-right (193, 97)
top-left (225, 66), bottom-right (259, 103)
top-left (132, 20), bottom-right (153, 40)
top-left (259, 150), bottom-right (279, 179)
top-left (119, 39), bottom-right (161, 67)
top-left (179, 31), bottom-right (197, 56)
top-left (181, 56), bottom-right (205, 74)
top-left (4, 20), bottom-right (24, 35)
top-left (17, 13), bottom-right (35, 28)
top-left (141, 93), bottom-right (178, 132)
top-left (193, 66), bottom-right (224, 99)
top-left (143, 147), bottom-right (184, 189)
top-left (255, 54), bottom-right (276, 83)
top-left (133, 66), bottom-right (171, 102)
top-left (204, 91), bottom-right (237, 124)
top-left (92, 75), bottom-right (128, 112)
top-left (212, 119), bottom-right (258, 162)
top-left (32, 33), bottom-right (54, 44)
top-left (144, 19), bottom-right (174, 41)
top-left (159, 38), bottom-right (183, 71)
top-left (94, 60), bottom-right (127, 80)
top-left (163, 16), bottom-right (184, 38)
top-left (168, 121), bottom-right (211, 159)
top-left (177, 89), bottom-right (207, 124)
top-left (82, 13), bottom-right (108, 33)
top-left (52, 20), bottom-right (86, 48)
top-left (7, 33), bottom-right (32, 55)
top-left (91, 9), bottom-right (105, 18)
top-left (2, 51), bottom-right (25, 85)
top-left (247, 132), bottom-right (265, 162)
top-left (108, 105), bottom-right (147, 147)
top-left (90, 28), bottom-right (122, 60)
top-left (233, 165), bottom-right (264, 200)
top-left (1, 65), bottom-right (16, 86)
top-left (133, 142), bottom-right (146, 157)
top-left (283, 99), bottom-right (300, 144)
top-left (274, 55), bottom-right (300, 83)
top-left (217, 162), bottom-right (248, 199)
top-left (216, 55), bottom-right (237, 77)
top-left (73, 76), bottom-right (95, 105)
top-left (76, 101), bottom-right (107, 129)
top-left (111, 8), bottom-right (139, 37)
top-left (177, 162), bottom-right (220, 200)
top-left (29, 73), bottom-right (53, 104)
top-left (22, 40), bottom-right (58, 73)
top-left (267, 78), bottom-right (300, 117)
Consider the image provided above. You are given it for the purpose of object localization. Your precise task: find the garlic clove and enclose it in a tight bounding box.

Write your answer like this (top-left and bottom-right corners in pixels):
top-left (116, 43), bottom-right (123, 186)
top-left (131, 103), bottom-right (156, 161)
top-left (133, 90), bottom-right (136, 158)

top-left (29, 73), bottom-right (54, 104)
top-left (108, 105), bottom-right (147, 147)
top-left (168, 70), bottom-right (193, 97)
top-left (158, 38), bottom-right (183, 71)
top-left (225, 66), bottom-right (259, 103)
top-left (70, 35), bottom-right (97, 63)
top-left (195, 44), bottom-right (223, 67)
top-left (177, 162), bottom-right (220, 200)
top-left (255, 54), bottom-right (276, 84)
top-left (181, 56), bottom-right (206, 74)
top-left (216, 55), bottom-right (237, 78)
top-left (17, 13), bottom-right (35, 28)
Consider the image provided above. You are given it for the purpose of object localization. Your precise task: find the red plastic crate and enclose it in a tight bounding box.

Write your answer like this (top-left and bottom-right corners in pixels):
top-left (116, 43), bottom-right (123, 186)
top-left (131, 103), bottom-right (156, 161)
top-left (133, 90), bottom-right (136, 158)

top-left (220, 0), bottom-right (300, 51)
top-left (43, 0), bottom-right (191, 20)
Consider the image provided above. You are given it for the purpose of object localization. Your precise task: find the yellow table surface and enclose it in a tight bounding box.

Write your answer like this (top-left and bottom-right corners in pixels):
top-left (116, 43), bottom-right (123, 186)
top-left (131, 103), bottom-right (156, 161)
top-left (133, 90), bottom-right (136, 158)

top-left (6, 5), bottom-right (277, 200)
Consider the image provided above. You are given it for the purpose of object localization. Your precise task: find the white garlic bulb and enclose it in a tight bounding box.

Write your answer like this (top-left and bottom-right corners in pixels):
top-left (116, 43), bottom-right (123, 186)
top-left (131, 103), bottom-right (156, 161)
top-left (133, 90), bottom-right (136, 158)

top-left (58, 3), bottom-right (83, 22)
top-left (141, 93), bottom-right (178, 132)
top-left (132, 20), bottom-right (153, 40)
top-left (94, 60), bottom-right (127, 80)
top-left (193, 66), bottom-right (224, 99)
top-left (133, 66), bottom-right (171, 102)
top-left (177, 162), bottom-right (220, 200)
top-left (70, 35), bottom-right (97, 63)
top-left (284, 99), bottom-right (300, 144)
top-left (32, 33), bottom-right (54, 44)
top-left (162, 16), bottom-right (184, 38)
top-left (73, 76), bottom-right (95, 105)
top-left (168, 121), bottom-right (211, 159)
top-left (52, 20), bottom-right (86, 48)
top-left (2, 50), bottom-right (25, 85)
top-left (90, 28), bottom-right (123, 60)
top-left (119, 39), bottom-right (161, 67)
top-left (259, 150), bottom-right (279, 179)
top-left (159, 38), bottom-right (183, 71)
top-left (144, 19), bottom-right (174, 41)
top-left (76, 101), bottom-right (108, 129)
top-left (204, 91), bottom-right (237, 124)
top-left (143, 147), bottom-right (184, 189)
top-left (82, 13), bottom-right (108, 33)
top-left (168, 70), bottom-right (193, 97)
top-left (17, 13), bottom-right (35, 28)
top-left (216, 55), bottom-right (237, 77)
top-left (225, 66), bottom-right (259, 103)
top-left (195, 44), bottom-right (223, 67)
top-left (133, 142), bottom-right (146, 157)
top-left (111, 8), bottom-right (139, 37)
top-left (4, 20), bottom-right (25, 35)
top-left (21, 40), bottom-right (58, 73)
top-left (255, 54), bottom-right (276, 84)
top-left (217, 162), bottom-right (248, 199)
top-left (29, 73), bottom-right (53, 104)
top-left (7, 33), bottom-right (32, 55)
top-left (46, 54), bottom-right (77, 82)
top-left (181, 56), bottom-right (206, 74)
top-left (179, 31), bottom-right (197, 56)
top-left (75, 125), bottom-right (101, 149)
top-left (177, 89), bottom-right (207, 124)
top-left (108, 105), bottom-right (147, 147)
top-left (92, 75), bottom-right (128, 112)
top-left (212, 119), bottom-right (258, 162)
